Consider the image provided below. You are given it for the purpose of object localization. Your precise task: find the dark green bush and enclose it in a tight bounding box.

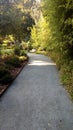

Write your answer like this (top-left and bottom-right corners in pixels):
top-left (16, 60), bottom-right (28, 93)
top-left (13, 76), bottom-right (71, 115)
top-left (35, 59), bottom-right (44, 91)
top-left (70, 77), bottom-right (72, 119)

top-left (14, 46), bottom-right (20, 56)
top-left (0, 74), bottom-right (13, 84)
top-left (0, 50), bottom-right (1, 56)
top-left (0, 67), bottom-right (13, 84)
top-left (5, 56), bottom-right (21, 67)
top-left (5, 64), bottom-right (14, 70)
top-left (0, 67), bottom-right (9, 78)
top-left (20, 50), bottom-right (27, 56)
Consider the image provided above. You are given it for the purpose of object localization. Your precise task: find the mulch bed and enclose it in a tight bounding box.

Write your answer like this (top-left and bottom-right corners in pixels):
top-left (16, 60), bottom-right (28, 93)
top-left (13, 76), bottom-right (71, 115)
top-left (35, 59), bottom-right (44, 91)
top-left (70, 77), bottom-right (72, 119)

top-left (0, 60), bottom-right (28, 97)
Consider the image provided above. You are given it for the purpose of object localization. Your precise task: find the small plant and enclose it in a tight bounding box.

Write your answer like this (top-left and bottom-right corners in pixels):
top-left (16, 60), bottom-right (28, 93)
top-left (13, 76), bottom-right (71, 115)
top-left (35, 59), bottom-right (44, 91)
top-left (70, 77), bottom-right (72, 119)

top-left (0, 67), bottom-right (9, 78)
top-left (0, 67), bottom-right (13, 84)
top-left (0, 74), bottom-right (13, 84)
top-left (14, 46), bottom-right (20, 56)
top-left (20, 50), bottom-right (27, 56)
top-left (5, 56), bottom-right (21, 67)
top-left (5, 64), bottom-right (14, 70)
top-left (60, 64), bottom-right (71, 86)
top-left (19, 56), bottom-right (27, 62)
top-left (0, 50), bottom-right (1, 56)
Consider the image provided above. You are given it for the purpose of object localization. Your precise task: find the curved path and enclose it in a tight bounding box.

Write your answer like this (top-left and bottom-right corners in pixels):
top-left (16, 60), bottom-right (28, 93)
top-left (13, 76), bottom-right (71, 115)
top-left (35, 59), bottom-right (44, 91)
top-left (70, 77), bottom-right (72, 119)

top-left (0, 53), bottom-right (73, 130)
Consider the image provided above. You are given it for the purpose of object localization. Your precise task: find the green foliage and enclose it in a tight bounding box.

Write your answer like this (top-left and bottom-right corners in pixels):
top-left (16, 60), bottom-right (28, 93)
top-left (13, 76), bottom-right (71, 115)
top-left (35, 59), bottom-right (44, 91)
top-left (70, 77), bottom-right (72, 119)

top-left (31, 16), bottom-right (50, 50)
top-left (20, 50), bottom-right (27, 56)
top-left (14, 46), bottom-right (21, 56)
top-left (19, 56), bottom-right (27, 62)
top-left (42, 0), bottom-right (73, 58)
top-left (60, 60), bottom-right (73, 99)
top-left (0, 50), bottom-right (1, 56)
top-left (0, 0), bottom-right (35, 43)
top-left (23, 13), bottom-right (35, 41)
top-left (0, 73), bottom-right (13, 85)
top-left (0, 67), bottom-right (9, 78)
top-left (0, 66), bottom-right (13, 84)
top-left (0, 1), bottom-right (23, 39)
top-left (1, 49), bottom-right (13, 56)
top-left (5, 56), bottom-right (21, 67)
top-left (60, 64), bottom-right (72, 85)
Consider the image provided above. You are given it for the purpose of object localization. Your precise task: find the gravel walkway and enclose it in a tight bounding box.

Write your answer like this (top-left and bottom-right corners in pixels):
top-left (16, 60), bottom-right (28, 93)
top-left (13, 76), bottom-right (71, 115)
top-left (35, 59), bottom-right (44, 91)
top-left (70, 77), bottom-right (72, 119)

top-left (0, 53), bottom-right (73, 130)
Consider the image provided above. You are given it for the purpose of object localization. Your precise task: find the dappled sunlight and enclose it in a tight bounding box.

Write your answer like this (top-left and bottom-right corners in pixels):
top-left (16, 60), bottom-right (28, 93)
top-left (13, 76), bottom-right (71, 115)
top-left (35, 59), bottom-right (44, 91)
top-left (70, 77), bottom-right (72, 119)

top-left (28, 60), bottom-right (56, 66)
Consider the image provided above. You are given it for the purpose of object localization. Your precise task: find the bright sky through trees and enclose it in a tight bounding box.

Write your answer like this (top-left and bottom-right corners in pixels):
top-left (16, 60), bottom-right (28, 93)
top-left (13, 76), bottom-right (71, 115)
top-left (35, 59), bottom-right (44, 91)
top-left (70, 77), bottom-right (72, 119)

top-left (36, 0), bottom-right (40, 3)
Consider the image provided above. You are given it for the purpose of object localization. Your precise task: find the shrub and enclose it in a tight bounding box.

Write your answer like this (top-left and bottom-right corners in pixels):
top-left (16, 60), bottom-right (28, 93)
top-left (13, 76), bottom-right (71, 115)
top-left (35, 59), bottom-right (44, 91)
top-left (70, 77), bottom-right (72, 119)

top-left (0, 67), bottom-right (13, 84)
top-left (0, 67), bottom-right (9, 78)
top-left (19, 56), bottom-right (27, 62)
top-left (5, 64), bottom-right (14, 70)
top-left (14, 46), bottom-right (20, 56)
top-left (0, 74), bottom-right (13, 84)
top-left (5, 56), bottom-right (21, 67)
top-left (0, 50), bottom-right (1, 56)
top-left (60, 64), bottom-right (72, 86)
top-left (20, 50), bottom-right (27, 56)
top-left (0, 62), bottom-right (6, 68)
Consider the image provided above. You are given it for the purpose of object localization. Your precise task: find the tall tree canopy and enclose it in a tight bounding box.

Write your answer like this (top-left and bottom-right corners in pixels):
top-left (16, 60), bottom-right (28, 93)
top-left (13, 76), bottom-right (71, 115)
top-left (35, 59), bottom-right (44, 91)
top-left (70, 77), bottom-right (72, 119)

top-left (42, 0), bottom-right (73, 59)
top-left (0, 0), bottom-right (35, 42)
top-left (31, 0), bottom-right (73, 59)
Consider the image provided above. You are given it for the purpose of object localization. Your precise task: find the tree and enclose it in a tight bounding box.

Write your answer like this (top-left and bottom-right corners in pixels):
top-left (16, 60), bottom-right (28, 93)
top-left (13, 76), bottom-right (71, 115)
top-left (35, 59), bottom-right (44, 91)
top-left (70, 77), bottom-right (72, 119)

top-left (0, 0), bottom-right (35, 43)
top-left (31, 15), bottom-right (50, 50)
top-left (0, 0), bottom-right (23, 41)
top-left (42, 0), bottom-right (73, 59)
top-left (22, 13), bottom-right (35, 41)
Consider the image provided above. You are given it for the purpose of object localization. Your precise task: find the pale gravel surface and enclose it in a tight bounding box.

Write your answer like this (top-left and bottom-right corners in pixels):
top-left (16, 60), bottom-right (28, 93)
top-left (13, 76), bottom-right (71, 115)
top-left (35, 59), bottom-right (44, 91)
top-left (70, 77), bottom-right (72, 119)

top-left (0, 53), bottom-right (73, 130)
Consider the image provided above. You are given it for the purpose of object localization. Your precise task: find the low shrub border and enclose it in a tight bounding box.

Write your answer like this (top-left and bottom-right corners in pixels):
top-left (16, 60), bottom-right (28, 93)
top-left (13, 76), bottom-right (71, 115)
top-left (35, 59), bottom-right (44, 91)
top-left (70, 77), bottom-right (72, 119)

top-left (0, 56), bottom-right (29, 97)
